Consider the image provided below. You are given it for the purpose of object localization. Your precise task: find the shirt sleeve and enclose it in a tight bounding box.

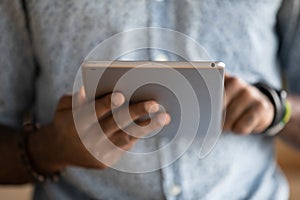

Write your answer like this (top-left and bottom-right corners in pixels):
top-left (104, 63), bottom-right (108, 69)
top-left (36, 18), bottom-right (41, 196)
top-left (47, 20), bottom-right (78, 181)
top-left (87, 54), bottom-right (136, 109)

top-left (0, 0), bottom-right (35, 128)
top-left (277, 0), bottom-right (300, 94)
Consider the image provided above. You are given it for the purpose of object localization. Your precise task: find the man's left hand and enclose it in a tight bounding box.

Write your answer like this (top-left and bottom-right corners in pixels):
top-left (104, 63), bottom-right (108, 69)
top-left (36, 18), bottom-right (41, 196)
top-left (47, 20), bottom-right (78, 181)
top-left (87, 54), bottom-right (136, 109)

top-left (223, 73), bottom-right (275, 135)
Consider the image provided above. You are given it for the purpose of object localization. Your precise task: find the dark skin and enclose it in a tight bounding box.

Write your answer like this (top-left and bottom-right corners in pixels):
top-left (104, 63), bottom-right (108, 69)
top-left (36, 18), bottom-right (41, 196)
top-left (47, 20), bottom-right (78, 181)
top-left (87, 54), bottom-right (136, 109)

top-left (0, 74), bottom-right (299, 184)
top-left (0, 89), bottom-right (171, 184)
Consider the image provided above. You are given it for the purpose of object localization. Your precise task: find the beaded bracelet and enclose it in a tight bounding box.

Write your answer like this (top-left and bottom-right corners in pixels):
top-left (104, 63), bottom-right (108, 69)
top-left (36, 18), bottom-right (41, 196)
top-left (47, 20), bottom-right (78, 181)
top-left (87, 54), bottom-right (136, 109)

top-left (18, 122), bottom-right (61, 183)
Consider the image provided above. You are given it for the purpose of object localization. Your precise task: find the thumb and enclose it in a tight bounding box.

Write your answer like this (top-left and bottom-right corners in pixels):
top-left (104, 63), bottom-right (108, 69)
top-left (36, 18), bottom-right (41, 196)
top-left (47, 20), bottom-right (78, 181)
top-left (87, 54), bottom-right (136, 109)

top-left (224, 72), bottom-right (231, 78)
top-left (57, 87), bottom-right (86, 111)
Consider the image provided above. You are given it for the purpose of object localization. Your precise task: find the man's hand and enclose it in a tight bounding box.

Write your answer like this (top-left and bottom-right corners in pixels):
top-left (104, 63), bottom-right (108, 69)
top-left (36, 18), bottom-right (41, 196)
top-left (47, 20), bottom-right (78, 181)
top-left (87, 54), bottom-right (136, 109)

top-left (223, 73), bottom-right (274, 135)
top-left (28, 88), bottom-right (171, 174)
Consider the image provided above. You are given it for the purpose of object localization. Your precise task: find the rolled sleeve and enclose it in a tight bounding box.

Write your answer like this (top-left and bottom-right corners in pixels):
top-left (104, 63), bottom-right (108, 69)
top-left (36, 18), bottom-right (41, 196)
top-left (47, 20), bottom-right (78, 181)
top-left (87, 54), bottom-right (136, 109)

top-left (277, 0), bottom-right (300, 93)
top-left (0, 0), bottom-right (35, 128)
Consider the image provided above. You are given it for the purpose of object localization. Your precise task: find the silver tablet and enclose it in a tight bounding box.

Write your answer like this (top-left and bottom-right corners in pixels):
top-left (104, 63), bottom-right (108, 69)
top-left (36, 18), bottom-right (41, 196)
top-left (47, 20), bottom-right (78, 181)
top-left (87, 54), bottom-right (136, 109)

top-left (82, 61), bottom-right (225, 157)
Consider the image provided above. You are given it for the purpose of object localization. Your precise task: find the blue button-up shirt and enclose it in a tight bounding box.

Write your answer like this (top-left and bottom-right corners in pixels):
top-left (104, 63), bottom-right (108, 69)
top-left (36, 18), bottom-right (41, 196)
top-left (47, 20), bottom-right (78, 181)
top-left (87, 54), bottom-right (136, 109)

top-left (1, 0), bottom-right (299, 199)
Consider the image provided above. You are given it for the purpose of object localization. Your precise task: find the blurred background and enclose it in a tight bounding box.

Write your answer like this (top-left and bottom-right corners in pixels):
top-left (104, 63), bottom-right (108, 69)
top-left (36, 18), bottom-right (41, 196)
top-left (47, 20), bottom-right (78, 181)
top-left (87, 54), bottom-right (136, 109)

top-left (0, 139), bottom-right (299, 200)
top-left (276, 139), bottom-right (300, 199)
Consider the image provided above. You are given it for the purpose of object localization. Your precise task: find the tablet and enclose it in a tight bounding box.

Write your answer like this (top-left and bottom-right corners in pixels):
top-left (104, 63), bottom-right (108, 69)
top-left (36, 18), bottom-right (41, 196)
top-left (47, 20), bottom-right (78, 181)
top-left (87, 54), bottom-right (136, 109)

top-left (81, 61), bottom-right (225, 157)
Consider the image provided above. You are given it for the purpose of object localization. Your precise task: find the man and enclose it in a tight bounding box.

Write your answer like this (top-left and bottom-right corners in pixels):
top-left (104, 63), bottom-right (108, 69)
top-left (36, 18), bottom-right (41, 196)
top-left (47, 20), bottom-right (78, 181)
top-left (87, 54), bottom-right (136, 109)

top-left (0, 0), bottom-right (299, 199)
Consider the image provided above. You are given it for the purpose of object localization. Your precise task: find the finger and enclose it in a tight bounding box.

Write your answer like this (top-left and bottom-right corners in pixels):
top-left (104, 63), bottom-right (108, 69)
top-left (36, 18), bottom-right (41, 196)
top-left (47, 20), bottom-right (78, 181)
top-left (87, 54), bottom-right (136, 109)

top-left (224, 76), bottom-right (246, 108)
top-left (99, 100), bottom-right (160, 135)
top-left (57, 87), bottom-right (86, 111)
top-left (253, 99), bottom-right (274, 133)
top-left (109, 113), bottom-right (171, 148)
top-left (76, 92), bottom-right (125, 131)
top-left (231, 87), bottom-right (274, 134)
top-left (82, 113), bottom-right (171, 167)
top-left (82, 110), bottom-right (170, 145)
top-left (94, 92), bottom-right (125, 119)
top-left (75, 87), bottom-right (87, 107)
top-left (231, 103), bottom-right (261, 135)
top-left (224, 73), bottom-right (231, 78)
top-left (223, 88), bottom-right (254, 131)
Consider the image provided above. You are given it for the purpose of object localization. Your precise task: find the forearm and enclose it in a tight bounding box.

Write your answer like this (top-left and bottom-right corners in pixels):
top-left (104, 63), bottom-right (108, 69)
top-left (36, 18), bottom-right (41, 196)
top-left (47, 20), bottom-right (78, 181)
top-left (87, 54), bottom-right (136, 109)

top-left (279, 95), bottom-right (300, 149)
top-left (0, 125), bottom-right (34, 184)
top-left (0, 123), bottom-right (68, 185)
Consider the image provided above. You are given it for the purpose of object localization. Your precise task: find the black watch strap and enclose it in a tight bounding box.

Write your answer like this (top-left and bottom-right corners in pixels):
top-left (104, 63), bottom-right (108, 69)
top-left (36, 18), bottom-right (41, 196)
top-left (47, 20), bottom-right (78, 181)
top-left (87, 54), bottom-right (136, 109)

top-left (253, 82), bottom-right (287, 136)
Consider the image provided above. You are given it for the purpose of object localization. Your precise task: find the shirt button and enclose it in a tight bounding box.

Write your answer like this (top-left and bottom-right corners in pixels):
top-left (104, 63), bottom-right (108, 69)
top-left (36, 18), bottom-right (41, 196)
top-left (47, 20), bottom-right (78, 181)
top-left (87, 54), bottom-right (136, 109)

top-left (154, 54), bottom-right (169, 61)
top-left (169, 184), bottom-right (182, 196)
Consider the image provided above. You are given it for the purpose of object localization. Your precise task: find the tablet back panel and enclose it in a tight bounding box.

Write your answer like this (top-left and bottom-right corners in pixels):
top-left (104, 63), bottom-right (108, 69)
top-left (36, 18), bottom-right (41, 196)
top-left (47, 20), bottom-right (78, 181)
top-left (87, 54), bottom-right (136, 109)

top-left (82, 61), bottom-right (224, 158)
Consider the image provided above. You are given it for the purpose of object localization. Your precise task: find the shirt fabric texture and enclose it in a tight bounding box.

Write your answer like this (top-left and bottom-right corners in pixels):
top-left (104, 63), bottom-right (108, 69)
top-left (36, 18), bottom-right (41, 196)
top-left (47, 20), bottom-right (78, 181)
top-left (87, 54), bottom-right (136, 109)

top-left (1, 0), bottom-right (300, 199)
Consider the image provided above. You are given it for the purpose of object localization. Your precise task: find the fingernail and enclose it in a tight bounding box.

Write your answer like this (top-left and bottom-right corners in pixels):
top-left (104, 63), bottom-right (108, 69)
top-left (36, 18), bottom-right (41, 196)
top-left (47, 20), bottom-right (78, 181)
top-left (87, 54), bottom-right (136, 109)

top-left (147, 102), bottom-right (160, 113)
top-left (111, 93), bottom-right (125, 107)
top-left (156, 113), bottom-right (171, 126)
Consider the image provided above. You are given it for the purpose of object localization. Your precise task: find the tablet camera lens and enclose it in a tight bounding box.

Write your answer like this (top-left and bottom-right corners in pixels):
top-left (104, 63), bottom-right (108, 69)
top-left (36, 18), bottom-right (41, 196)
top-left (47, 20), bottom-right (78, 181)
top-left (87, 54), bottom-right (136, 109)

top-left (211, 63), bottom-right (216, 68)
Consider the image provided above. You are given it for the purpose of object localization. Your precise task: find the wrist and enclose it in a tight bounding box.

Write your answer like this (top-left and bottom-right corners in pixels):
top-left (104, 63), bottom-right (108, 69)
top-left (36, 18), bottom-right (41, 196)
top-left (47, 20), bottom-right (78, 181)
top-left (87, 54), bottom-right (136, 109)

top-left (27, 123), bottom-right (65, 175)
top-left (253, 82), bottom-right (289, 136)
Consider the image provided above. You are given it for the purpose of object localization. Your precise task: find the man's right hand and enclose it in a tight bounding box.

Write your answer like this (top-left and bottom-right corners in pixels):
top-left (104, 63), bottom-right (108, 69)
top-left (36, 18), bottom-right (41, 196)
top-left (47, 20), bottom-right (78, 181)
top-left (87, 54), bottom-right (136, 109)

top-left (28, 88), bottom-right (171, 174)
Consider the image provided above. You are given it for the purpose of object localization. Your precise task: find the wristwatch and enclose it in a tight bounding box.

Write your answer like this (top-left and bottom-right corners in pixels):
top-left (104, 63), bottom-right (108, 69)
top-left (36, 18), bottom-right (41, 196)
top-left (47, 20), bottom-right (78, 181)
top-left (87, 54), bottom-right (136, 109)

top-left (253, 82), bottom-right (291, 136)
